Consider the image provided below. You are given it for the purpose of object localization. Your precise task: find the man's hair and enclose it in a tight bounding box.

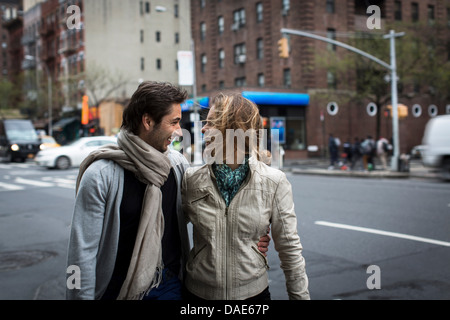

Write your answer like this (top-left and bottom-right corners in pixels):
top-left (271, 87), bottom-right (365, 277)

top-left (122, 81), bottom-right (188, 135)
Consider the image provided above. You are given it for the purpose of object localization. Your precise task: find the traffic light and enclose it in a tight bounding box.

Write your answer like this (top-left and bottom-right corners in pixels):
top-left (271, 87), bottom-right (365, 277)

top-left (81, 95), bottom-right (89, 125)
top-left (387, 104), bottom-right (408, 119)
top-left (278, 37), bottom-right (289, 58)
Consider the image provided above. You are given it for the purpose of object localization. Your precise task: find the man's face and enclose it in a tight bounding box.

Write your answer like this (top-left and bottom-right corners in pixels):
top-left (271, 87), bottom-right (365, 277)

top-left (140, 103), bottom-right (182, 153)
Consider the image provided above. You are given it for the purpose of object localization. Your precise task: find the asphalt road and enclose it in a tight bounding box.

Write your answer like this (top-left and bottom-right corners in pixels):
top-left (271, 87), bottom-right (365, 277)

top-left (268, 172), bottom-right (450, 300)
top-left (0, 162), bottom-right (449, 300)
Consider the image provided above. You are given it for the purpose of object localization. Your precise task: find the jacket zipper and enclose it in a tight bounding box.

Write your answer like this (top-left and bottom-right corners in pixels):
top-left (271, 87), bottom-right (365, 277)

top-left (225, 206), bottom-right (229, 299)
top-left (210, 165), bottom-right (252, 300)
top-left (224, 175), bottom-right (251, 300)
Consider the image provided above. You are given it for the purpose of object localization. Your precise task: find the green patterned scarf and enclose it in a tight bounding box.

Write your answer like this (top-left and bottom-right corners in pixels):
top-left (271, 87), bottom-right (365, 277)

top-left (212, 157), bottom-right (250, 207)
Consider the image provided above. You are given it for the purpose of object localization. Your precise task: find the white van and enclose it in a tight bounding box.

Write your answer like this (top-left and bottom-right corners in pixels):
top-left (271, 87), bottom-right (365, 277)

top-left (421, 115), bottom-right (450, 181)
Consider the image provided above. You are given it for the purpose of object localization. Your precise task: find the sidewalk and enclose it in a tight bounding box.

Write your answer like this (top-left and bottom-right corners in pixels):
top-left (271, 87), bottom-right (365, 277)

top-left (281, 158), bottom-right (440, 180)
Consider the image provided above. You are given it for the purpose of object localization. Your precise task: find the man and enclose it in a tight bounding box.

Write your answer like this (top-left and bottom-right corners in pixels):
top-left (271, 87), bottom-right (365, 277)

top-left (376, 137), bottom-right (390, 170)
top-left (66, 81), bottom-right (270, 300)
top-left (328, 133), bottom-right (339, 170)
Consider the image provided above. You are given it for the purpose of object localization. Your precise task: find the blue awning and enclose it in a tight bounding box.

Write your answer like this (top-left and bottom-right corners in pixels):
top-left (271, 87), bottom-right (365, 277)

top-left (181, 97), bottom-right (210, 112)
top-left (181, 92), bottom-right (310, 111)
top-left (242, 91), bottom-right (310, 106)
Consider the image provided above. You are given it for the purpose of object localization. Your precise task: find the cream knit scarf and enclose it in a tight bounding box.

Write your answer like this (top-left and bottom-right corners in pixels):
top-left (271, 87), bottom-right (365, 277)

top-left (76, 130), bottom-right (172, 300)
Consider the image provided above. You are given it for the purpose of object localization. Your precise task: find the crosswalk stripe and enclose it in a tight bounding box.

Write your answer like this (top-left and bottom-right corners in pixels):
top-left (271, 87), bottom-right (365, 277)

top-left (52, 178), bottom-right (75, 185)
top-left (0, 181), bottom-right (25, 191)
top-left (14, 178), bottom-right (55, 187)
top-left (0, 176), bottom-right (77, 192)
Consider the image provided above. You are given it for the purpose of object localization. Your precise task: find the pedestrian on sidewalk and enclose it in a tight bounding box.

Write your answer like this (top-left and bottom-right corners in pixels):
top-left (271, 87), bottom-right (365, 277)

top-left (351, 137), bottom-right (363, 171)
top-left (328, 133), bottom-right (339, 170)
top-left (361, 135), bottom-right (376, 171)
top-left (376, 137), bottom-right (390, 170)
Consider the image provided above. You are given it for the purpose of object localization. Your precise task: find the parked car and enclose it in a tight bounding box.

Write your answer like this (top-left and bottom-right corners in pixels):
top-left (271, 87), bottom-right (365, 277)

top-left (39, 135), bottom-right (61, 150)
top-left (35, 136), bottom-right (117, 170)
top-left (0, 119), bottom-right (41, 162)
top-left (421, 115), bottom-right (450, 181)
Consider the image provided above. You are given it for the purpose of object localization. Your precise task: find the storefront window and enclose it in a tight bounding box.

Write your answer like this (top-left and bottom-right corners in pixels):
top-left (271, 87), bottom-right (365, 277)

top-left (285, 117), bottom-right (306, 150)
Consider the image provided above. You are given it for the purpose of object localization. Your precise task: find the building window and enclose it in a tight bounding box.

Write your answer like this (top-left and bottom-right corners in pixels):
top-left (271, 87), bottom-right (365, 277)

top-left (235, 77), bottom-right (246, 87)
top-left (156, 58), bottom-right (161, 70)
top-left (447, 7), bottom-right (450, 28)
top-left (411, 2), bottom-right (419, 22)
top-left (201, 84), bottom-right (206, 92)
top-left (174, 4), bottom-right (179, 18)
top-left (145, 2), bottom-right (150, 13)
top-left (200, 22), bottom-right (206, 41)
top-left (327, 71), bottom-right (336, 89)
top-left (257, 38), bottom-right (264, 60)
top-left (258, 73), bottom-right (265, 87)
top-left (327, 28), bottom-right (336, 51)
top-left (286, 118), bottom-right (306, 151)
top-left (200, 0), bottom-right (205, 9)
top-left (283, 69), bottom-right (291, 88)
top-left (219, 81), bottom-right (225, 89)
top-left (428, 5), bottom-right (435, 26)
top-left (175, 32), bottom-right (179, 44)
top-left (201, 54), bottom-right (207, 73)
top-left (218, 16), bottom-right (224, 35)
top-left (232, 8), bottom-right (246, 30)
top-left (218, 49), bottom-right (225, 68)
top-left (141, 57), bottom-right (145, 71)
top-left (256, 2), bottom-right (263, 22)
top-left (282, 0), bottom-right (290, 15)
top-left (156, 31), bottom-right (161, 42)
top-left (234, 43), bottom-right (246, 64)
top-left (326, 0), bottom-right (335, 14)
top-left (394, 1), bottom-right (402, 21)
top-left (140, 30), bottom-right (144, 43)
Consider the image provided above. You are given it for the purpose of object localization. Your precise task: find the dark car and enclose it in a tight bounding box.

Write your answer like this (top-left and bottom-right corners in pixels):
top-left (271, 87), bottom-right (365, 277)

top-left (0, 119), bottom-right (42, 162)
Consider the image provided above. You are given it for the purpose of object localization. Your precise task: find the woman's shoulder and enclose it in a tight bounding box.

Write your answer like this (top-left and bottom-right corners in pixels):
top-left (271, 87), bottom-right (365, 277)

top-left (250, 158), bottom-right (286, 182)
top-left (184, 164), bottom-right (210, 182)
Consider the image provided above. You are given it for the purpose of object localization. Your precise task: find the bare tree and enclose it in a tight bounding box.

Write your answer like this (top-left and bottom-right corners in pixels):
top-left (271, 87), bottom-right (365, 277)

top-left (76, 62), bottom-right (131, 106)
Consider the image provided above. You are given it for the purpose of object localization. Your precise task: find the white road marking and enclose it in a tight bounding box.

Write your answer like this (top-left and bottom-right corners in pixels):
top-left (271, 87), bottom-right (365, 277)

top-left (0, 181), bottom-right (25, 191)
top-left (315, 221), bottom-right (450, 247)
top-left (14, 177), bottom-right (55, 187)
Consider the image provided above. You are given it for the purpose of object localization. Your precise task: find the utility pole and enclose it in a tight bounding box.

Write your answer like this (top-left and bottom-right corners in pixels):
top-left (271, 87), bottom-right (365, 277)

top-left (383, 30), bottom-right (405, 171)
top-left (280, 28), bottom-right (404, 171)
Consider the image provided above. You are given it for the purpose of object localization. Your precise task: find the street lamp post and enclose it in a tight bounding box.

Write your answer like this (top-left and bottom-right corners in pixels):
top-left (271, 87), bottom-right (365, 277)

top-left (25, 55), bottom-right (53, 137)
top-left (155, 5), bottom-right (203, 165)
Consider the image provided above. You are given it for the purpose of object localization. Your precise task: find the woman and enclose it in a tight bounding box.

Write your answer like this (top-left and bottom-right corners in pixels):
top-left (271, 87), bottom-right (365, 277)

top-left (181, 93), bottom-right (310, 300)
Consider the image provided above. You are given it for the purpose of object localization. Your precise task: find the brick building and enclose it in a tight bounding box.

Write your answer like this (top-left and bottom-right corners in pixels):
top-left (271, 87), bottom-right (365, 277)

top-left (191, 0), bottom-right (450, 160)
top-left (1, 0), bottom-right (22, 80)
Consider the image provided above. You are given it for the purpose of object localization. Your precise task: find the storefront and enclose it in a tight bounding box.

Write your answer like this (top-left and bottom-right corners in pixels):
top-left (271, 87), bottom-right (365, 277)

top-left (182, 91), bottom-right (310, 159)
top-left (242, 91), bottom-right (310, 158)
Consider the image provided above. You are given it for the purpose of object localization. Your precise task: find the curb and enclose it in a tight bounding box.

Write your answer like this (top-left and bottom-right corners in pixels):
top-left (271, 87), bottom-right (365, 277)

top-left (290, 168), bottom-right (410, 179)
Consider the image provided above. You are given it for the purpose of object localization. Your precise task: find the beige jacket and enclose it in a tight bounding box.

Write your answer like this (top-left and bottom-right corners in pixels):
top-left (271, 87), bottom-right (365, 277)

top-left (182, 157), bottom-right (310, 300)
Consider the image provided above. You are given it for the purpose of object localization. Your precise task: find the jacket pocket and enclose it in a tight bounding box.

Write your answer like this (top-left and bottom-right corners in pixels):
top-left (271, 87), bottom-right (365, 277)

top-left (189, 192), bottom-right (217, 237)
top-left (251, 245), bottom-right (270, 270)
top-left (190, 194), bottom-right (209, 204)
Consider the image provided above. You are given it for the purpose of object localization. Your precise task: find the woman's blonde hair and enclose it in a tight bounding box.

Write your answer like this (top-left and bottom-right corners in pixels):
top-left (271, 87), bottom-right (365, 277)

top-left (207, 92), bottom-right (271, 164)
